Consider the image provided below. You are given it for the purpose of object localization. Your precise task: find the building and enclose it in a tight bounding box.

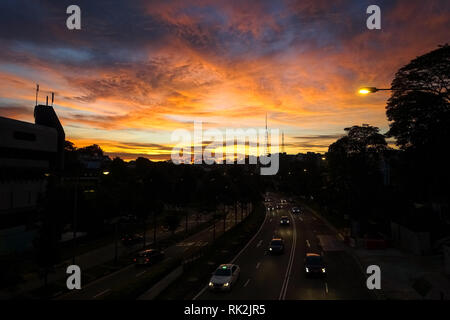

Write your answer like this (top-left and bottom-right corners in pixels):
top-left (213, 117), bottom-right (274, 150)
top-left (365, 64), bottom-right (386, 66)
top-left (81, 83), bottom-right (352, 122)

top-left (0, 104), bottom-right (64, 254)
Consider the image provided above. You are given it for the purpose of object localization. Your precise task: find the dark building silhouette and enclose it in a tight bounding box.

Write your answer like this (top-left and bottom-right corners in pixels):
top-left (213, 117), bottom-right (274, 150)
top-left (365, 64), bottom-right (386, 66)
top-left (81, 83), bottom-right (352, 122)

top-left (0, 104), bottom-right (64, 254)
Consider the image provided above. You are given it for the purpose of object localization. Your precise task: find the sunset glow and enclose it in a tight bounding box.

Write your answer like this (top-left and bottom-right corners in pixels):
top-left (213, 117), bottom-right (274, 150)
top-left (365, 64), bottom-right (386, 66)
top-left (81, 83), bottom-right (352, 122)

top-left (1, 0), bottom-right (449, 160)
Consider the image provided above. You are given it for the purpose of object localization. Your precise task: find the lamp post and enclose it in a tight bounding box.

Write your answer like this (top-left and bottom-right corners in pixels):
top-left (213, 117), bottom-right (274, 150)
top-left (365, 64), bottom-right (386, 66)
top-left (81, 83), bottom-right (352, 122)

top-left (358, 87), bottom-right (392, 94)
top-left (358, 86), bottom-right (429, 95)
top-left (72, 175), bottom-right (79, 265)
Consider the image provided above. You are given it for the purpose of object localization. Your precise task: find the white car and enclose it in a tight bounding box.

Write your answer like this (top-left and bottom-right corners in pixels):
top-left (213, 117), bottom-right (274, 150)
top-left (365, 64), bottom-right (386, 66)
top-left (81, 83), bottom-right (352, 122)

top-left (208, 264), bottom-right (240, 291)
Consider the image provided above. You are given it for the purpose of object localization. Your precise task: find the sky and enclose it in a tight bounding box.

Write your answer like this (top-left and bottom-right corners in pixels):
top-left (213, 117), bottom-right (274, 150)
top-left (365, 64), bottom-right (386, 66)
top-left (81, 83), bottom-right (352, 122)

top-left (0, 0), bottom-right (449, 160)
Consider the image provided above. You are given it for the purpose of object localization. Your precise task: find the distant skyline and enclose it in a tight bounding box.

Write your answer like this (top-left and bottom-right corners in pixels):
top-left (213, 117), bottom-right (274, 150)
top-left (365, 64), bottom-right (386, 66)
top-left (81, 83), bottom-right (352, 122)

top-left (0, 0), bottom-right (449, 160)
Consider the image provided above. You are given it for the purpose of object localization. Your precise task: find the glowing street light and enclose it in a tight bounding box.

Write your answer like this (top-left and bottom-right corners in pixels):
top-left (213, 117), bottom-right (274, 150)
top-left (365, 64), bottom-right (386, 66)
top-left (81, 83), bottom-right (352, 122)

top-left (102, 171), bottom-right (110, 175)
top-left (358, 87), bottom-right (391, 94)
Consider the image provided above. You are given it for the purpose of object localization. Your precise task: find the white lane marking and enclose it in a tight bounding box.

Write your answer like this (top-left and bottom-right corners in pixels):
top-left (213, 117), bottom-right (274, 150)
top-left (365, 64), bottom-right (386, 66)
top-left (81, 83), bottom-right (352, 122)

top-left (299, 216), bottom-right (303, 222)
top-left (136, 270), bottom-right (147, 277)
top-left (256, 240), bottom-right (263, 248)
top-left (193, 210), bottom-right (269, 301)
top-left (256, 262), bottom-right (261, 269)
top-left (93, 288), bottom-right (111, 299)
top-left (325, 282), bottom-right (329, 294)
top-left (243, 279), bottom-right (251, 287)
top-left (306, 240), bottom-right (311, 248)
top-left (279, 211), bottom-right (297, 300)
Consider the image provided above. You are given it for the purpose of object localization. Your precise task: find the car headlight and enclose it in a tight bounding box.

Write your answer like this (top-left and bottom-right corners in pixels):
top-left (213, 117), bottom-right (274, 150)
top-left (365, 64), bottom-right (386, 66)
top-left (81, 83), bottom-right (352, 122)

top-left (209, 282), bottom-right (214, 287)
top-left (269, 248), bottom-right (272, 251)
top-left (223, 282), bottom-right (229, 287)
top-left (305, 267), bottom-right (309, 273)
top-left (322, 268), bottom-right (326, 273)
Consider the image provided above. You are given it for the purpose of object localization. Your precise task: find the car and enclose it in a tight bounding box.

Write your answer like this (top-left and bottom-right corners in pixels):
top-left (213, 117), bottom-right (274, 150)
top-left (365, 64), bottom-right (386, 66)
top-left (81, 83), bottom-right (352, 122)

top-left (208, 264), bottom-right (240, 291)
top-left (119, 214), bottom-right (138, 223)
top-left (304, 253), bottom-right (326, 277)
top-left (121, 233), bottom-right (144, 246)
top-left (134, 249), bottom-right (165, 266)
top-left (291, 207), bottom-right (301, 214)
top-left (268, 238), bottom-right (285, 254)
top-left (280, 216), bottom-right (290, 225)
top-left (267, 206), bottom-right (275, 211)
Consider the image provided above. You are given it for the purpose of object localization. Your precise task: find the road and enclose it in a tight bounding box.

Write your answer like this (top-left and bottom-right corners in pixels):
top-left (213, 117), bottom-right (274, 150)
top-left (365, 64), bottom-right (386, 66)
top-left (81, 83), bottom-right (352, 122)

top-left (196, 194), bottom-right (373, 300)
top-left (58, 211), bottom-right (242, 300)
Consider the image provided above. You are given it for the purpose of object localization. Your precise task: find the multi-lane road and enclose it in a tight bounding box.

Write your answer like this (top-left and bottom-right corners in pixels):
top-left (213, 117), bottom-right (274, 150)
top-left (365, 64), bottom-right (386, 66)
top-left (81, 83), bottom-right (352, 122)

top-left (196, 194), bottom-right (373, 300)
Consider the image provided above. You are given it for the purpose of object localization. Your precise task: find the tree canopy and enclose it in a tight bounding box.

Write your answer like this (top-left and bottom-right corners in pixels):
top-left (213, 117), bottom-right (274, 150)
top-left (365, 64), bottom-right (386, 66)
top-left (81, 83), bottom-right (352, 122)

top-left (386, 44), bottom-right (450, 151)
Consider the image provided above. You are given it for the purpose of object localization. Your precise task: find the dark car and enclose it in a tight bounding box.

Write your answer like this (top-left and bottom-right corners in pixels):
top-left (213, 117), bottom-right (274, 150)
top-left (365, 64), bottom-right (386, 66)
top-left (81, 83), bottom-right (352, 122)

top-left (268, 238), bottom-right (285, 254)
top-left (280, 216), bottom-right (290, 226)
top-left (304, 253), bottom-right (326, 277)
top-left (121, 233), bottom-right (144, 246)
top-left (291, 207), bottom-right (301, 214)
top-left (134, 249), bottom-right (165, 266)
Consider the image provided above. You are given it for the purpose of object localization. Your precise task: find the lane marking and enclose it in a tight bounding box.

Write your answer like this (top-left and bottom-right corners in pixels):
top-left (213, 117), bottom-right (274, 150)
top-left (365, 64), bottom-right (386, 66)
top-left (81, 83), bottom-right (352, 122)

top-left (279, 211), bottom-right (297, 300)
top-left (136, 270), bottom-right (147, 277)
top-left (325, 282), bottom-right (329, 294)
top-left (299, 216), bottom-right (303, 222)
top-left (256, 262), bottom-right (261, 269)
top-left (306, 240), bottom-right (310, 248)
top-left (93, 288), bottom-right (111, 299)
top-left (243, 279), bottom-right (251, 287)
top-left (256, 240), bottom-right (263, 248)
top-left (193, 210), bottom-right (269, 301)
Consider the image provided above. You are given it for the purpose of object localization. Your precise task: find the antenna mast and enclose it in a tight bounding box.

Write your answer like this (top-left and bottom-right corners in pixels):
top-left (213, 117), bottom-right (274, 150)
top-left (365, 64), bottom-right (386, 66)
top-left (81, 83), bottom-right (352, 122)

top-left (35, 84), bottom-right (39, 106)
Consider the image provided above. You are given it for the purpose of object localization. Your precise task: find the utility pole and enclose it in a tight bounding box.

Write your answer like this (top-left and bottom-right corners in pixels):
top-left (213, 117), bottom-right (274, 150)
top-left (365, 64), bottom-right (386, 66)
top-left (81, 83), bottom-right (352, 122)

top-left (72, 176), bottom-right (79, 265)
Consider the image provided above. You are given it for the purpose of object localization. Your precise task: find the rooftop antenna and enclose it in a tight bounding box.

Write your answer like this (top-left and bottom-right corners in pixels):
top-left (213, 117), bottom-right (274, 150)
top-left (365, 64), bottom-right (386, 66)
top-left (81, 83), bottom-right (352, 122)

top-left (35, 84), bottom-right (39, 106)
top-left (46, 95), bottom-right (48, 106)
top-left (51, 92), bottom-right (54, 106)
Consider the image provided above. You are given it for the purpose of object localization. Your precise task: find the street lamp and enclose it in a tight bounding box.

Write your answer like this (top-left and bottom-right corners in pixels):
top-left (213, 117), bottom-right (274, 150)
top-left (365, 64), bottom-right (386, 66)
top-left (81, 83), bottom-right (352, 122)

top-left (358, 86), bottom-right (429, 95)
top-left (102, 171), bottom-right (110, 175)
top-left (358, 87), bottom-right (391, 94)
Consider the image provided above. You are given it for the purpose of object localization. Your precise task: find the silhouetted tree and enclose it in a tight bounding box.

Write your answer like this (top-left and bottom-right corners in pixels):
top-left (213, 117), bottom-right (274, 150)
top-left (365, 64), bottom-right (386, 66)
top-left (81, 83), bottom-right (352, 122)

top-left (386, 45), bottom-right (450, 214)
top-left (327, 125), bottom-right (388, 222)
top-left (386, 44), bottom-right (450, 151)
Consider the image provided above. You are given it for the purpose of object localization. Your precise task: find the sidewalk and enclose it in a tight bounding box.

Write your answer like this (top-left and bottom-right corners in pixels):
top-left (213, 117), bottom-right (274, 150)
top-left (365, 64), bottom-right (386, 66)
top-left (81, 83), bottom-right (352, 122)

top-left (354, 248), bottom-right (450, 300)
top-left (303, 201), bottom-right (450, 300)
